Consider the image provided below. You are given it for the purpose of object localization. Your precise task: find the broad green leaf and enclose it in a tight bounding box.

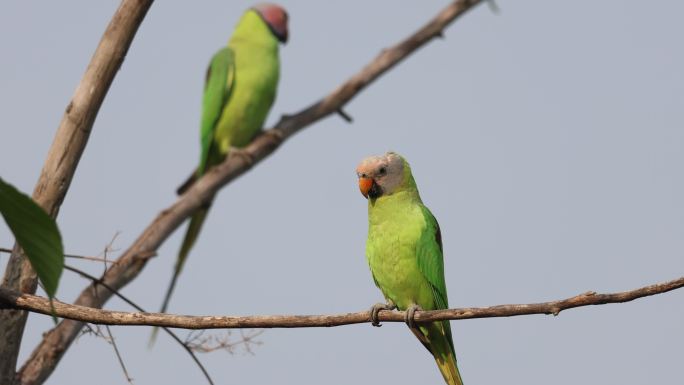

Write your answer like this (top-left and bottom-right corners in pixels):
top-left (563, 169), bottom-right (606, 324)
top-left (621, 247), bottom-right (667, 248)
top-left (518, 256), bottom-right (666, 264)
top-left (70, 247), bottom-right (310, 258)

top-left (0, 178), bottom-right (64, 298)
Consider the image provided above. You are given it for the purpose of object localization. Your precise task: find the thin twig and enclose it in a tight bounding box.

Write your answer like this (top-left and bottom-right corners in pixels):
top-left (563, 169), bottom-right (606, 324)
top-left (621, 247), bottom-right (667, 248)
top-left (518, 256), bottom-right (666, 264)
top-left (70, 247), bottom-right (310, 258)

top-left (17, 1), bottom-right (484, 384)
top-left (237, 330), bottom-right (264, 355)
top-left (101, 232), bottom-right (121, 274)
top-left (1, 247), bottom-right (117, 265)
top-left (336, 108), bottom-right (354, 123)
top-left (2, 275), bottom-right (682, 328)
top-left (66, 255), bottom-right (117, 264)
top-left (81, 323), bottom-right (108, 340)
top-left (104, 326), bottom-right (134, 384)
top-left (185, 330), bottom-right (264, 354)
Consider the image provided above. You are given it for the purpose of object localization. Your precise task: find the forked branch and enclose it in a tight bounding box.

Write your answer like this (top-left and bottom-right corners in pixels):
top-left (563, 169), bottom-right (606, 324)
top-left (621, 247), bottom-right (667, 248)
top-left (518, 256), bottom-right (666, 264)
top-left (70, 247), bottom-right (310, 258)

top-left (0, 0), bottom-right (153, 384)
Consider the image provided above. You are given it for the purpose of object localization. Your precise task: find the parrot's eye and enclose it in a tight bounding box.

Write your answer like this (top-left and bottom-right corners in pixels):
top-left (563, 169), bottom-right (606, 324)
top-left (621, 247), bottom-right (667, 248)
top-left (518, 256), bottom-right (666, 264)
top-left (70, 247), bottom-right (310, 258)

top-left (378, 167), bottom-right (387, 176)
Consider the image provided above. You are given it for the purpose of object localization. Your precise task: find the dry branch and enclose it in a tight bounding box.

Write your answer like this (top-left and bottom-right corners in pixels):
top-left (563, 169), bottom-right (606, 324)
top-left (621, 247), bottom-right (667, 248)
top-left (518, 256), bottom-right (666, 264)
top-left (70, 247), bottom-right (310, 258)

top-left (16, 1), bottom-right (483, 384)
top-left (0, 1), bottom-right (153, 384)
top-left (2, 275), bottom-right (682, 329)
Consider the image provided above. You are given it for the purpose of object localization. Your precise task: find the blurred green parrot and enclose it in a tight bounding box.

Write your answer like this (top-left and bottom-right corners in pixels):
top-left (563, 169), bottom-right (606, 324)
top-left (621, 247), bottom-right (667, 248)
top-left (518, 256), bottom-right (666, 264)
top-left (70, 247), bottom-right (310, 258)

top-left (153, 3), bottom-right (288, 341)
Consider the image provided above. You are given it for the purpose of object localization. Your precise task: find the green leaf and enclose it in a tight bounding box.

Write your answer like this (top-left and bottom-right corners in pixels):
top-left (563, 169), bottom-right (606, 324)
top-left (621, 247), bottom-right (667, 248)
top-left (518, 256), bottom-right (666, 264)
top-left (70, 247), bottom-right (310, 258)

top-left (0, 177), bottom-right (64, 299)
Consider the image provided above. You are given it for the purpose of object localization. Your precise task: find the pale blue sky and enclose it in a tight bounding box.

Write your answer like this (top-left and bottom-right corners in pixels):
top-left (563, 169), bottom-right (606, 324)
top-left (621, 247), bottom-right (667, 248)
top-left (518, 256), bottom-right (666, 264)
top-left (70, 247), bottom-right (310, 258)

top-left (1, 1), bottom-right (683, 384)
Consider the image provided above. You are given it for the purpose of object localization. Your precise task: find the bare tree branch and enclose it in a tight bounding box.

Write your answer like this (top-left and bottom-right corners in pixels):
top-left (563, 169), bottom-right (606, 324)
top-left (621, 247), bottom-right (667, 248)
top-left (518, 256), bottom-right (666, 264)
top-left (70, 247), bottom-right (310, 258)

top-left (15, 1), bottom-right (483, 384)
top-left (1, 275), bottom-right (682, 329)
top-left (0, 1), bottom-right (153, 384)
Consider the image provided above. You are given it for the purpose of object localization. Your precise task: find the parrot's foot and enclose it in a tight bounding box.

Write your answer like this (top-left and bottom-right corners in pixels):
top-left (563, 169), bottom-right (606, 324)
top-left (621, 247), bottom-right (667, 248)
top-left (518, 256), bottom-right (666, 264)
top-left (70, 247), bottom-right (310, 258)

top-left (369, 301), bottom-right (396, 327)
top-left (263, 129), bottom-right (285, 143)
top-left (229, 147), bottom-right (254, 166)
top-left (404, 304), bottom-right (423, 329)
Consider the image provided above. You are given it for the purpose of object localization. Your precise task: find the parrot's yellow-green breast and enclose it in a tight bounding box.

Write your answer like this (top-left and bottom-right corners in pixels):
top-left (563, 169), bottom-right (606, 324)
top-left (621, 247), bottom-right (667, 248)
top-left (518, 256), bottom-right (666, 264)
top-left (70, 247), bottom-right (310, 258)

top-left (366, 191), bottom-right (437, 310)
top-left (215, 10), bottom-right (281, 153)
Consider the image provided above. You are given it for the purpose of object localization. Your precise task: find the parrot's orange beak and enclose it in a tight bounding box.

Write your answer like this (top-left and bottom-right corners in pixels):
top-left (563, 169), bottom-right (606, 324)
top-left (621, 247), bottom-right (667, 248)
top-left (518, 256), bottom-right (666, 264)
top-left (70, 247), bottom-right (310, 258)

top-left (358, 177), bottom-right (374, 198)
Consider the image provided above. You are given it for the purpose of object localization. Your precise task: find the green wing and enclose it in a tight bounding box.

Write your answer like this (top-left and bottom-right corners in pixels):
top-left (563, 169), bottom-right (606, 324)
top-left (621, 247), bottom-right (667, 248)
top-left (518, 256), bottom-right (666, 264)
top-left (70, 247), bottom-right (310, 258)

top-left (416, 205), bottom-right (455, 354)
top-left (198, 47), bottom-right (235, 175)
top-left (416, 205), bottom-right (449, 309)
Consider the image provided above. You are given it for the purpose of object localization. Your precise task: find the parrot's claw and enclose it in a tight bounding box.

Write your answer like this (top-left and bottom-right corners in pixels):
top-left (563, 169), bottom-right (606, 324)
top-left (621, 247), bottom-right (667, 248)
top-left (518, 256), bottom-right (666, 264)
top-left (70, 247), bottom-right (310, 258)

top-left (369, 301), bottom-right (396, 327)
top-left (263, 129), bottom-right (285, 143)
top-left (404, 304), bottom-right (423, 329)
top-left (229, 147), bottom-right (254, 166)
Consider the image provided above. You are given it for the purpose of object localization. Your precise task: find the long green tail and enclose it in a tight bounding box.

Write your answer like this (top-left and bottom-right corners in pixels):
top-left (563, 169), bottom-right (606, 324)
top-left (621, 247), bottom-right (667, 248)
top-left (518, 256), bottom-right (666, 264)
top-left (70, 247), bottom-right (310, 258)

top-left (149, 207), bottom-right (209, 345)
top-left (422, 322), bottom-right (464, 385)
top-left (434, 345), bottom-right (464, 385)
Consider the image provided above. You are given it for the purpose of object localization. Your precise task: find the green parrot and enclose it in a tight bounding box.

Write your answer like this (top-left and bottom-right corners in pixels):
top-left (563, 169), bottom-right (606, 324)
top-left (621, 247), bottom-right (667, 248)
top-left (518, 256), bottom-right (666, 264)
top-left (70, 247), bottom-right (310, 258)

top-left (157, 3), bottom-right (288, 322)
top-left (356, 152), bottom-right (464, 385)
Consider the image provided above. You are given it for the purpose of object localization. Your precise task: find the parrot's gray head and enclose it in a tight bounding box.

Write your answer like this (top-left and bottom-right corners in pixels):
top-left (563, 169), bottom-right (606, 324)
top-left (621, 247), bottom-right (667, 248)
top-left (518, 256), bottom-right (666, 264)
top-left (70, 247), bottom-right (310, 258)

top-left (253, 3), bottom-right (289, 44)
top-left (356, 152), bottom-right (405, 199)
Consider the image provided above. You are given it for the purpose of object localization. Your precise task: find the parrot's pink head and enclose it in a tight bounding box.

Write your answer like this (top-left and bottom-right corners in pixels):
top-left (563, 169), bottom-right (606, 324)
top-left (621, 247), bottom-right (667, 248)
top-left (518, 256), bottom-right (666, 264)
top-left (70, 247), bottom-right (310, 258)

top-left (356, 152), bottom-right (406, 200)
top-left (253, 3), bottom-right (289, 44)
